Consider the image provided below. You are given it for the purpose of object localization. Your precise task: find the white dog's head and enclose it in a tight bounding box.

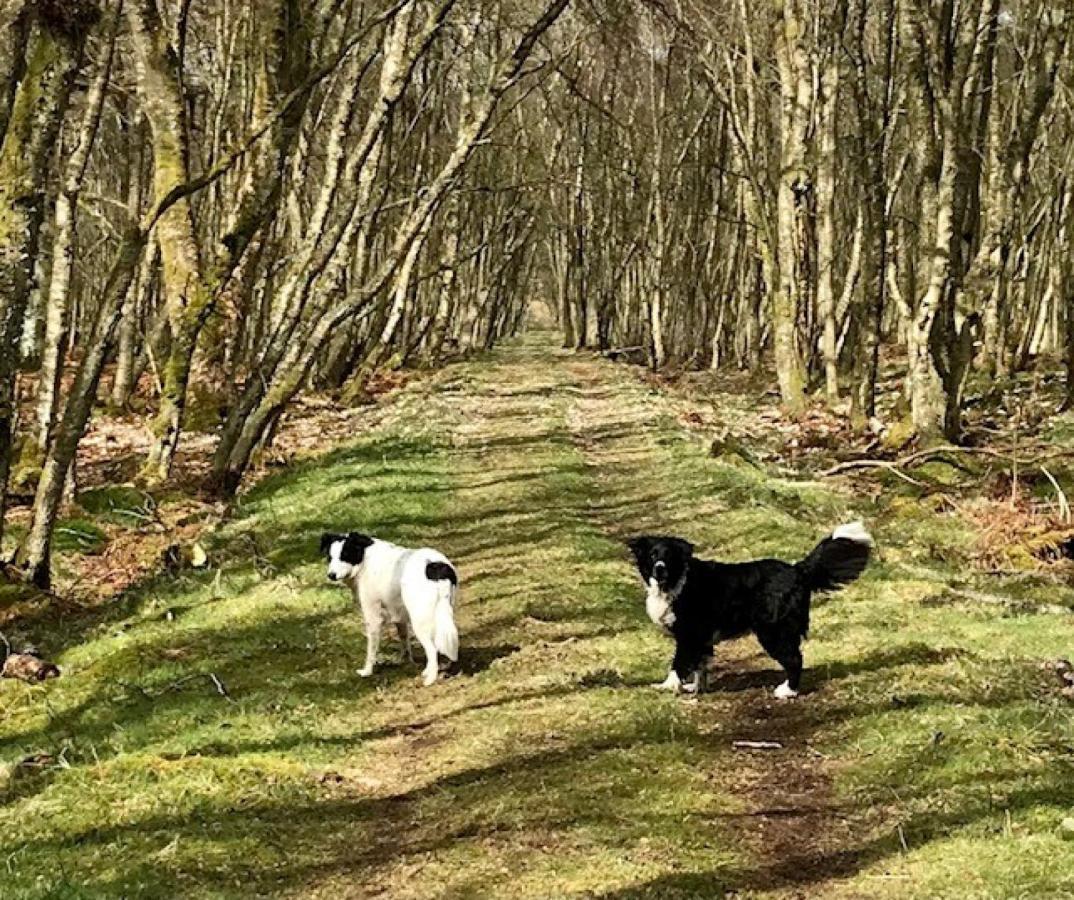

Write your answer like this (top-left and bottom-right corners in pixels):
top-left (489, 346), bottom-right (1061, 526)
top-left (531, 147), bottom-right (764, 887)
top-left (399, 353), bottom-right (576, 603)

top-left (319, 532), bottom-right (374, 582)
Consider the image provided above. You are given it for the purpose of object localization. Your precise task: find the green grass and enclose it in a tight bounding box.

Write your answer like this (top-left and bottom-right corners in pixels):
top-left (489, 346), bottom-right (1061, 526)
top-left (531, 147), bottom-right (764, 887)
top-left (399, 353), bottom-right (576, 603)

top-left (76, 486), bottom-right (156, 529)
top-left (1, 332), bottom-right (1072, 898)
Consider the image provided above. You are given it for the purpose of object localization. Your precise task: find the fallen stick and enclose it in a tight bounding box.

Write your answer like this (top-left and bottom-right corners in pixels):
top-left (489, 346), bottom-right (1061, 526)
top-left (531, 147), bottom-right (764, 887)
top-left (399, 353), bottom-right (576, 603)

top-left (732, 740), bottom-right (783, 751)
top-left (209, 672), bottom-right (233, 701)
top-left (822, 444), bottom-right (1074, 479)
top-left (818, 459), bottom-right (927, 486)
top-left (941, 587), bottom-right (1070, 616)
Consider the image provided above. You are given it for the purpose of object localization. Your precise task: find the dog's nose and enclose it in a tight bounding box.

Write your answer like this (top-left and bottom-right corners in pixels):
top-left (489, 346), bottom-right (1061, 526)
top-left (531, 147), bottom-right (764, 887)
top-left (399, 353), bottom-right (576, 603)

top-left (653, 560), bottom-right (666, 574)
top-left (327, 572), bottom-right (338, 581)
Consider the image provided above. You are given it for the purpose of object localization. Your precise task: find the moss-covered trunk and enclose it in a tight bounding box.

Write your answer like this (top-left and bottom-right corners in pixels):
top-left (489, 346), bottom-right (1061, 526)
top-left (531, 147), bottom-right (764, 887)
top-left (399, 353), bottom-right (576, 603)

top-left (17, 229), bottom-right (143, 588)
top-left (0, 2), bottom-right (95, 546)
top-left (125, 0), bottom-right (202, 485)
top-left (32, 3), bottom-right (118, 460)
top-left (771, 0), bottom-right (810, 413)
top-left (129, 0), bottom-right (310, 486)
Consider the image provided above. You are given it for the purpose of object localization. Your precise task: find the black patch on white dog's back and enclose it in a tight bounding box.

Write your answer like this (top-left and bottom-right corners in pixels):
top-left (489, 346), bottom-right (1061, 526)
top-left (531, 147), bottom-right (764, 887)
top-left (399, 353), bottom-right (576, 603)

top-left (426, 561), bottom-right (457, 585)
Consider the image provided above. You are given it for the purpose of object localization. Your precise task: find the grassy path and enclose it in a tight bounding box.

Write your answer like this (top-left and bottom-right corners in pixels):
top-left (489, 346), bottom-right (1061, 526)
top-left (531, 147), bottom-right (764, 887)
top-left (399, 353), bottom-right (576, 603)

top-left (2, 333), bottom-right (1073, 898)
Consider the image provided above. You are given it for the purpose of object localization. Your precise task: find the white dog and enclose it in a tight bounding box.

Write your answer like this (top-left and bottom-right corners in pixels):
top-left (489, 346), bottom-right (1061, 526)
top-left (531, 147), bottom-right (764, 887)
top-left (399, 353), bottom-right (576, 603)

top-left (320, 531), bottom-right (459, 685)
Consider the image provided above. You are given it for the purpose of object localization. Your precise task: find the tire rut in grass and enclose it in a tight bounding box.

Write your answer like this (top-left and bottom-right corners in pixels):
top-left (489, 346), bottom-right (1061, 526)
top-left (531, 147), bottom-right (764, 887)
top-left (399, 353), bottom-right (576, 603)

top-left (559, 353), bottom-right (869, 898)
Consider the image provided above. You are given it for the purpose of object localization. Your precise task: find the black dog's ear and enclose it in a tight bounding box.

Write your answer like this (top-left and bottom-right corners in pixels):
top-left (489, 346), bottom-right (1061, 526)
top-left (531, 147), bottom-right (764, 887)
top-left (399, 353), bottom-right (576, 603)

top-left (627, 536), bottom-right (653, 563)
top-left (668, 537), bottom-right (694, 560)
top-left (320, 532), bottom-right (343, 556)
top-left (627, 536), bottom-right (654, 580)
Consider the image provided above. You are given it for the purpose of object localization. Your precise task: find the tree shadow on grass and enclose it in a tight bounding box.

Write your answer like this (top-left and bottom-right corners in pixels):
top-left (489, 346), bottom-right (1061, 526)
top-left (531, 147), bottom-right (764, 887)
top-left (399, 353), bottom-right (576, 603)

top-left (587, 717), bottom-right (1074, 899)
top-left (10, 712), bottom-right (1072, 900)
top-left (698, 641), bottom-right (974, 697)
top-left (8, 727), bottom-right (731, 897)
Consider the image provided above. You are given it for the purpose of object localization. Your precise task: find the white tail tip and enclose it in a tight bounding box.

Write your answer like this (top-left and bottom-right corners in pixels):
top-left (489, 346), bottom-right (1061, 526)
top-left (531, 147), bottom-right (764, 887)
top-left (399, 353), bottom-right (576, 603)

top-left (832, 520), bottom-right (873, 546)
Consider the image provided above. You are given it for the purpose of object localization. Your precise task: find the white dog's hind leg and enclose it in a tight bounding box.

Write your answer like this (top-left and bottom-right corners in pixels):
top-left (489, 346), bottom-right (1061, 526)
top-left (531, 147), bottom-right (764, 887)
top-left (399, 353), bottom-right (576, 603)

top-left (395, 621), bottom-right (413, 663)
top-left (416, 630), bottom-right (439, 686)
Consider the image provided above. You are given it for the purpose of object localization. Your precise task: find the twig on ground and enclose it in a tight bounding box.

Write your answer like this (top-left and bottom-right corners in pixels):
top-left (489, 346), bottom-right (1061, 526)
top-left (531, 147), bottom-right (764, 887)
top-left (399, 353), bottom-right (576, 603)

top-left (732, 740), bottom-right (783, 750)
top-left (1041, 466), bottom-right (1072, 524)
top-left (941, 586), bottom-right (1069, 616)
top-left (821, 444), bottom-right (1074, 480)
top-left (818, 459), bottom-right (927, 486)
top-left (209, 672), bottom-right (233, 701)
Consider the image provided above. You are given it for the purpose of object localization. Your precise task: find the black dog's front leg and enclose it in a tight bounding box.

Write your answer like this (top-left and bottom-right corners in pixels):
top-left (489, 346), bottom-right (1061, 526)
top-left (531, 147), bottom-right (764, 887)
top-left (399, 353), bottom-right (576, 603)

top-left (654, 638), bottom-right (709, 692)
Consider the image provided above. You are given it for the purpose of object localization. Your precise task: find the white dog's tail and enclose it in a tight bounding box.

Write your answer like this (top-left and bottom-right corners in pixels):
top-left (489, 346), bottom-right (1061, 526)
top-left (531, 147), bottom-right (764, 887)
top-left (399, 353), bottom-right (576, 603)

top-left (426, 561), bottom-right (459, 661)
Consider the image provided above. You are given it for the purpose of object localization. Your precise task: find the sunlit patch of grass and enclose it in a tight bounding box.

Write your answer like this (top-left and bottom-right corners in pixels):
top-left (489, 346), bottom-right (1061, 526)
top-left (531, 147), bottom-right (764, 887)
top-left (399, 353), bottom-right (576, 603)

top-left (76, 485), bottom-right (156, 529)
top-left (52, 517), bottom-right (109, 555)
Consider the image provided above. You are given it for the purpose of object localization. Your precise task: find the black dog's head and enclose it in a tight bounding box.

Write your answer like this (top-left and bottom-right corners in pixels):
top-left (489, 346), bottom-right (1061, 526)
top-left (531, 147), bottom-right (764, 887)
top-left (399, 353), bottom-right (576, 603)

top-left (627, 535), bottom-right (694, 589)
top-left (320, 532), bottom-right (374, 582)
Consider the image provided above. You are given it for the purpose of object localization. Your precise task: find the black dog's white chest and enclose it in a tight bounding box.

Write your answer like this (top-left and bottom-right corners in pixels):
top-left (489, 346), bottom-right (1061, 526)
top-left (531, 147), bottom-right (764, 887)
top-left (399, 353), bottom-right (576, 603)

top-left (645, 578), bottom-right (679, 634)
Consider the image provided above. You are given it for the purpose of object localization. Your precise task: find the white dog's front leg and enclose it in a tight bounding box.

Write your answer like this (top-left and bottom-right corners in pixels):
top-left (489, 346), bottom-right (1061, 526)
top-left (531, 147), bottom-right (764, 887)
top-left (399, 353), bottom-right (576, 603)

top-left (358, 625), bottom-right (381, 677)
top-left (357, 592), bottom-right (383, 678)
top-left (654, 670), bottom-right (682, 691)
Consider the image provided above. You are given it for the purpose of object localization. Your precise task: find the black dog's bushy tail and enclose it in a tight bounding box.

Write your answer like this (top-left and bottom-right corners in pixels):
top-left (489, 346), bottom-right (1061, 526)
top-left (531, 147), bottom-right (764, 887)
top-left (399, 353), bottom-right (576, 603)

top-left (796, 521), bottom-right (873, 592)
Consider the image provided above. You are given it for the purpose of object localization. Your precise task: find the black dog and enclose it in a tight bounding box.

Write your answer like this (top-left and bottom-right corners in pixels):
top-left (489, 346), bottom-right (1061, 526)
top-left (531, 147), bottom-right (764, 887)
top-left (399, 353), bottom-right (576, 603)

top-left (627, 522), bottom-right (872, 698)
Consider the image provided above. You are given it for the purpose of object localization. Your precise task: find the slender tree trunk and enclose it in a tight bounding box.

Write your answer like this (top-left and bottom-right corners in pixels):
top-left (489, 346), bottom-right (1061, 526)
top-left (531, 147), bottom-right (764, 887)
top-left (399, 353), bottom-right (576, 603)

top-left (17, 230), bottom-right (144, 587)
top-left (126, 0), bottom-right (204, 485)
top-left (771, 0), bottom-right (810, 411)
top-left (0, 2), bottom-right (95, 548)
top-left (816, 44), bottom-right (839, 403)
top-left (341, 217), bottom-right (432, 401)
top-left (911, 121), bottom-right (958, 441)
top-left (32, 3), bottom-right (119, 459)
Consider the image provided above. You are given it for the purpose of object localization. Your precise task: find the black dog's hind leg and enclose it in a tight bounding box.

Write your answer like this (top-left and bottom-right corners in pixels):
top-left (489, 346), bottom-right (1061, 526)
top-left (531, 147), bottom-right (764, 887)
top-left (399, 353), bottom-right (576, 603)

top-left (756, 629), bottom-right (803, 699)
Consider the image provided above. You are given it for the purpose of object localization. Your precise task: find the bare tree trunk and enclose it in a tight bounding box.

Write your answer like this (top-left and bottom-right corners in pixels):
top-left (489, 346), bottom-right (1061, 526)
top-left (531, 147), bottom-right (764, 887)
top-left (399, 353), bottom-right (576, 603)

top-left (126, 0), bottom-right (204, 485)
top-left (910, 119), bottom-right (957, 441)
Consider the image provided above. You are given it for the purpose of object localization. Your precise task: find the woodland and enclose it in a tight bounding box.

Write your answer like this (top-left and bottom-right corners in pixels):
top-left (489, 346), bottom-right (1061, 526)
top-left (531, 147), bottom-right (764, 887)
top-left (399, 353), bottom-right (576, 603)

top-left (1, 0), bottom-right (1073, 590)
top-left (2, 2), bottom-right (1074, 897)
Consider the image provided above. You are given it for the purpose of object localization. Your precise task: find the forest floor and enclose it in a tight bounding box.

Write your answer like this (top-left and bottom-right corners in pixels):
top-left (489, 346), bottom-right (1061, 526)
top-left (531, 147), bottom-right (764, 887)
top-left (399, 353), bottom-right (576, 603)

top-left (2, 331), bottom-right (1074, 899)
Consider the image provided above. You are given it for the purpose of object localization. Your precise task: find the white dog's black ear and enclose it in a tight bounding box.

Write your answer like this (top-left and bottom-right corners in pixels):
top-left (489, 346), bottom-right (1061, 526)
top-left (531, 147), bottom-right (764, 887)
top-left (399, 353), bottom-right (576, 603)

top-left (320, 532), bottom-right (343, 556)
top-left (340, 532), bottom-right (375, 565)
